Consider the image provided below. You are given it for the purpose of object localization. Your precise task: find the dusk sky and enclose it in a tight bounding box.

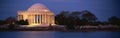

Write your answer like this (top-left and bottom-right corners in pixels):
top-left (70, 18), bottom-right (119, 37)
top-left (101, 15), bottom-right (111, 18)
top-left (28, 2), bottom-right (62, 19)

top-left (0, 0), bottom-right (120, 21)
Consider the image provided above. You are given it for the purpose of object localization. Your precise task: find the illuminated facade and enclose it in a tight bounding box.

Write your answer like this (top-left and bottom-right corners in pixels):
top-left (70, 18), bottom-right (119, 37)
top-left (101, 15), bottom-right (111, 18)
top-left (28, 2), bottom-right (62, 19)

top-left (18, 3), bottom-right (55, 26)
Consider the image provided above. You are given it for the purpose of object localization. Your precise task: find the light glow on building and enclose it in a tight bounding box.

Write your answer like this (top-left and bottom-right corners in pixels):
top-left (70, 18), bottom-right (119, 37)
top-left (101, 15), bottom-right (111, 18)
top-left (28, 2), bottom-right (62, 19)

top-left (18, 3), bottom-right (55, 26)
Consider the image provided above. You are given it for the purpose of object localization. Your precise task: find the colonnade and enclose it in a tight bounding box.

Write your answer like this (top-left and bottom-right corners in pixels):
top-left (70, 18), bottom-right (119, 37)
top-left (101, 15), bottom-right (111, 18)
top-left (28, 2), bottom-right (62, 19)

top-left (28, 14), bottom-right (54, 25)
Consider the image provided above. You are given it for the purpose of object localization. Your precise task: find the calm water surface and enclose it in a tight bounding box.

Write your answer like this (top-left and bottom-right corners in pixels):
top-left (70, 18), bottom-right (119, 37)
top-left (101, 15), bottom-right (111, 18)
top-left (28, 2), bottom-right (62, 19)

top-left (0, 31), bottom-right (120, 38)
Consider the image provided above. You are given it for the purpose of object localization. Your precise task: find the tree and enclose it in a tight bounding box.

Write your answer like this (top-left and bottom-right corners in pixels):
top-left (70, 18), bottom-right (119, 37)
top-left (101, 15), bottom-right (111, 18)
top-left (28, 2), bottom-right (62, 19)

top-left (5, 16), bottom-right (16, 30)
top-left (81, 10), bottom-right (97, 23)
top-left (17, 19), bottom-right (28, 25)
top-left (69, 11), bottom-right (81, 17)
top-left (55, 10), bottom-right (98, 30)
top-left (108, 16), bottom-right (120, 25)
top-left (55, 11), bottom-right (69, 25)
top-left (55, 11), bottom-right (82, 30)
top-left (0, 20), bottom-right (6, 25)
top-left (5, 16), bottom-right (16, 25)
top-left (8, 24), bottom-right (15, 30)
top-left (80, 19), bottom-right (88, 25)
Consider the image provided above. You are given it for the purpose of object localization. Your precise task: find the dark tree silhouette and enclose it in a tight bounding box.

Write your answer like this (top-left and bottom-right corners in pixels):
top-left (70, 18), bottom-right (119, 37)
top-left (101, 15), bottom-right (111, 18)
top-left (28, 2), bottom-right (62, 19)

top-left (17, 19), bottom-right (28, 25)
top-left (55, 11), bottom-right (69, 25)
top-left (0, 20), bottom-right (6, 25)
top-left (81, 10), bottom-right (97, 23)
top-left (55, 10), bottom-right (98, 30)
top-left (108, 16), bottom-right (120, 26)
top-left (69, 11), bottom-right (81, 17)
top-left (55, 11), bottom-right (82, 30)
top-left (5, 16), bottom-right (16, 25)
top-left (5, 16), bottom-right (17, 30)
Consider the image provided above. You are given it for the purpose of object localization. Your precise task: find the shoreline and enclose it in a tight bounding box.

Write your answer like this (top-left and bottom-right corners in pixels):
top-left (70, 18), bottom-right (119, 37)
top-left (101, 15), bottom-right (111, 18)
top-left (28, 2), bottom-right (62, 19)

top-left (0, 27), bottom-right (120, 32)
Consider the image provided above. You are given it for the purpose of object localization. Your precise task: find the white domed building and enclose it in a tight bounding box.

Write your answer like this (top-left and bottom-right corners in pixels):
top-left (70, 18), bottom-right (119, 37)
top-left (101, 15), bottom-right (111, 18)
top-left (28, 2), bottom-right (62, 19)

top-left (18, 3), bottom-right (55, 27)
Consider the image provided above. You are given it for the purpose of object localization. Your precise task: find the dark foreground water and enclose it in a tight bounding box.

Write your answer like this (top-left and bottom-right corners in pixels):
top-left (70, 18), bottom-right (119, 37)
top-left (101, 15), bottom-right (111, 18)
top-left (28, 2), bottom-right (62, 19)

top-left (0, 31), bottom-right (120, 38)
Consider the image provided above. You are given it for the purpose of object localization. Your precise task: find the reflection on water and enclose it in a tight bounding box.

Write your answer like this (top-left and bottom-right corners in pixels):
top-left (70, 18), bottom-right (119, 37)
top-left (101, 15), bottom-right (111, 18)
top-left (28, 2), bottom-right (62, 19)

top-left (0, 31), bottom-right (120, 38)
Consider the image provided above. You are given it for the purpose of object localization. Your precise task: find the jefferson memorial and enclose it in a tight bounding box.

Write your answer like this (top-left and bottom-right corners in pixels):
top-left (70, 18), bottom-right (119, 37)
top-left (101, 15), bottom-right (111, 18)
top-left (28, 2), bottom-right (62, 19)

top-left (18, 3), bottom-right (55, 27)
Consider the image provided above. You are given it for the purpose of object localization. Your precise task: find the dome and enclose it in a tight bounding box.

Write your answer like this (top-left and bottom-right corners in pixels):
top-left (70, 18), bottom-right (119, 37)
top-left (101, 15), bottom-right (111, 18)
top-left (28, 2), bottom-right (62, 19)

top-left (28, 3), bottom-right (50, 12)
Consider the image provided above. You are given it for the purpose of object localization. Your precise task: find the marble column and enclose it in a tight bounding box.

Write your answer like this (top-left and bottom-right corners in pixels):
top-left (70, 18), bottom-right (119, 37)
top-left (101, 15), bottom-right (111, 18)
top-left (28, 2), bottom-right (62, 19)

top-left (31, 15), bottom-right (34, 24)
top-left (34, 15), bottom-right (35, 24)
top-left (49, 15), bottom-right (51, 24)
top-left (42, 15), bottom-right (43, 24)
top-left (38, 14), bottom-right (40, 24)
top-left (45, 14), bottom-right (46, 24)
top-left (37, 14), bottom-right (38, 24)
top-left (40, 14), bottom-right (42, 24)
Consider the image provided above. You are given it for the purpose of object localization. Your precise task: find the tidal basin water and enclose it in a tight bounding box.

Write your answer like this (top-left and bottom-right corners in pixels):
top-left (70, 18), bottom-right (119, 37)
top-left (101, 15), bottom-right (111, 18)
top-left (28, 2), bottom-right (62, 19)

top-left (0, 31), bottom-right (120, 38)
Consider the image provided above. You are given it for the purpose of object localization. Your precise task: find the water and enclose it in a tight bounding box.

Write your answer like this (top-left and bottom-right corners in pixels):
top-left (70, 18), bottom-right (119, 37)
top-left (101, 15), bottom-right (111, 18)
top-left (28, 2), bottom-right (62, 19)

top-left (0, 31), bottom-right (120, 38)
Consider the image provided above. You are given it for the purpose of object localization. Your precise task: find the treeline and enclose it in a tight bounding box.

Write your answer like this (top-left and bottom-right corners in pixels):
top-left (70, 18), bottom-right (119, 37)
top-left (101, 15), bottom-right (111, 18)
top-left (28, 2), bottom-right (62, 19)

top-left (0, 10), bottom-right (120, 27)
top-left (0, 17), bottom-right (28, 30)
top-left (55, 10), bottom-right (120, 30)
top-left (0, 17), bottom-right (28, 25)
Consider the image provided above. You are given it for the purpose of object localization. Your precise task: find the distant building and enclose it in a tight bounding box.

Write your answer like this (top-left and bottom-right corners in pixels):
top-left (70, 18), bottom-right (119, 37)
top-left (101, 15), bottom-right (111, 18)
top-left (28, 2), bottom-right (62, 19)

top-left (18, 3), bottom-right (55, 26)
